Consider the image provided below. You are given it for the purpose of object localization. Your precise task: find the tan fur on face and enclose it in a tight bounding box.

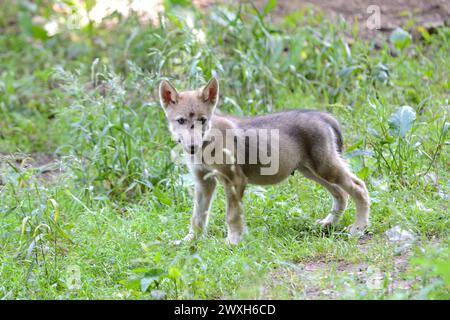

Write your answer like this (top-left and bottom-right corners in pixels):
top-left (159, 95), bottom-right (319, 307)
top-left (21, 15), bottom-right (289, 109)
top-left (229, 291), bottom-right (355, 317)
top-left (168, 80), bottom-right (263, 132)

top-left (159, 77), bottom-right (370, 245)
top-left (159, 79), bottom-right (219, 153)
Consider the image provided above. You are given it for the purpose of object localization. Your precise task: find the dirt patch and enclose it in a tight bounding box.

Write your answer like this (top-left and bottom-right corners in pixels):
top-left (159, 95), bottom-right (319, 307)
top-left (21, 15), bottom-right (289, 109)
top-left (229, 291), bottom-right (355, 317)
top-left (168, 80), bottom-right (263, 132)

top-left (0, 152), bottom-right (63, 182)
top-left (83, 1), bottom-right (450, 41)
top-left (261, 240), bottom-right (418, 299)
top-left (249, 0), bottom-right (450, 38)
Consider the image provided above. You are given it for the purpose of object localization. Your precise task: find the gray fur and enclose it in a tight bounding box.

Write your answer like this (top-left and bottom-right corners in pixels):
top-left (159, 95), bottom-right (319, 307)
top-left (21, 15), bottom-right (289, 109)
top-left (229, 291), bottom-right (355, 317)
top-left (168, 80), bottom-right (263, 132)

top-left (159, 78), bottom-right (371, 245)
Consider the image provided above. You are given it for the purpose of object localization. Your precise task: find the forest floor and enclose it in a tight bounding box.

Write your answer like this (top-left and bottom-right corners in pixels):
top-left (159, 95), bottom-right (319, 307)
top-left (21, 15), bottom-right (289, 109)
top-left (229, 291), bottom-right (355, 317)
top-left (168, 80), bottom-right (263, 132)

top-left (0, 0), bottom-right (448, 299)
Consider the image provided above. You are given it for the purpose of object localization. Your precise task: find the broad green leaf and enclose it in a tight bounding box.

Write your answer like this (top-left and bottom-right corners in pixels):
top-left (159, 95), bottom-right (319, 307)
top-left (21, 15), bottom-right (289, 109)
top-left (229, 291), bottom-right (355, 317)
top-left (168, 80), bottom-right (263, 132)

top-left (264, 0), bottom-right (277, 15)
top-left (358, 166), bottom-right (370, 179)
top-left (141, 276), bottom-right (158, 292)
top-left (31, 25), bottom-right (49, 40)
top-left (389, 28), bottom-right (411, 50)
top-left (388, 106), bottom-right (416, 137)
top-left (18, 12), bottom-right (48, 40)
top-left (168, 267), bottom-right (181, 279)
top-left (131, 268), bottom-right (151, 274)
top-left (375, 63), bottom-right (390, 83)
top-left (122, 278), bottom-right (140, 290)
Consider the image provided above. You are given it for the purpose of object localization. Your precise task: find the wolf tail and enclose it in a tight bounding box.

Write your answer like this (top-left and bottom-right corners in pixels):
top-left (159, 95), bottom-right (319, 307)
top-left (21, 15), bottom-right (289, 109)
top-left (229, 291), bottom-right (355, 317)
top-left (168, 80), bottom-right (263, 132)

top-left (323, 116), bottom-right (343, 154)
top-left (331, 123), bottom-right (343, 154)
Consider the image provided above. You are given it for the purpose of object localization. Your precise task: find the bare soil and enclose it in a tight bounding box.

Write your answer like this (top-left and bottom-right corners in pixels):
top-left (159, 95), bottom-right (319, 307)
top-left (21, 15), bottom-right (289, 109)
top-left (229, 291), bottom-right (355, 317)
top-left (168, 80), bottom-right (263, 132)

top-left (198, 0), bottom-right (450, 39)
top-left (0, 152), bottom-right (63, 182)
top-left (261, 238), bottom-right (418, 299)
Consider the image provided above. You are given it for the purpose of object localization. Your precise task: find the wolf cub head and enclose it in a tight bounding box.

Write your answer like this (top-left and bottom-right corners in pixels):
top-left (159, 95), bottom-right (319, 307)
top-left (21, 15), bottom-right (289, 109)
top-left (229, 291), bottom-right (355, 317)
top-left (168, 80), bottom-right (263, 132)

top-left (158, 78), bottom-right (219, 155)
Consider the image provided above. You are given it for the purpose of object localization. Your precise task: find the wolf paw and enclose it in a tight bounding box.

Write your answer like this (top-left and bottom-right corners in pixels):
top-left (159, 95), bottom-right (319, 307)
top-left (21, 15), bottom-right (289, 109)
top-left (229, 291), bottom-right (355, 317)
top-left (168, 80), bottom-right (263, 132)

top-left (347, 221), bottom-right (368, 236)
top-left (316, 214), bottom-right (338, 227)
top-left (170, 232), bottom-right (196, 246)
top-left (183, 232), bottom-right (196, 242)
top-left (226, 233), bottom-right (244, 246)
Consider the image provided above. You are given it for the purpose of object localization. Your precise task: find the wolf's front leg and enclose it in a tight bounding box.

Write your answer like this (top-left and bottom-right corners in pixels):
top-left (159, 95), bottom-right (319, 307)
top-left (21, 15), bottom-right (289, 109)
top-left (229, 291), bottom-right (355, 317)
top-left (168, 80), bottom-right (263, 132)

top-left (223, 171), bottom-right (247, 246)
top-left (184, 170), bottom-right (217, 242)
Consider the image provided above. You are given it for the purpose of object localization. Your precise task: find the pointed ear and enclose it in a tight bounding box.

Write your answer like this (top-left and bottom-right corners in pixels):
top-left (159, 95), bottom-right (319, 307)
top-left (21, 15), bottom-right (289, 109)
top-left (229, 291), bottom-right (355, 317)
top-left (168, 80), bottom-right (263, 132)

top-left (159, 80), bottom-right (178, 108)
top-left (201, 77), bottom-right (219, 107)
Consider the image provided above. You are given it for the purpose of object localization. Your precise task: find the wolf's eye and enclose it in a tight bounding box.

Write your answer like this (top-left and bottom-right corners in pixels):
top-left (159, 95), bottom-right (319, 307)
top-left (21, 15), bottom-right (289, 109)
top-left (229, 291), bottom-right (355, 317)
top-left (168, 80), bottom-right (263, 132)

top-left (199, 117), bottom-right (207, 125)
top-left (177, 118), bottom-right (186, 125)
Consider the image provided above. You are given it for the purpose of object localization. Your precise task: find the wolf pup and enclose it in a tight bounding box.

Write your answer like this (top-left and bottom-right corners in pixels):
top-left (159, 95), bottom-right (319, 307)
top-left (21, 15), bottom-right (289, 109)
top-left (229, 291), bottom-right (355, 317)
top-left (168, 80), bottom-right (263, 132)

top-left (159, 77), bottom-right (370, 245)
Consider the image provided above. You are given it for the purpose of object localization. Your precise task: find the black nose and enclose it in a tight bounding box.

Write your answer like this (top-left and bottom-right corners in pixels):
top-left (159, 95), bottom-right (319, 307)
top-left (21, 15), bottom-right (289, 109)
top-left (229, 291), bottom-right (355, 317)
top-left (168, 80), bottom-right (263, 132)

top-left (189, 146), bottom-right (196, 154)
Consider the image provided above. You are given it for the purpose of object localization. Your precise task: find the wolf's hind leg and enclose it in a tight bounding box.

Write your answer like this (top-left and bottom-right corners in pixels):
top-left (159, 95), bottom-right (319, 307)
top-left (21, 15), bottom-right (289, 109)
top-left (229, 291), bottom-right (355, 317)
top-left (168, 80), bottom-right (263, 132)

top-left (316, 160), bottom-right (370, 234)
top-left (299, 167), bottom-right (348, 227)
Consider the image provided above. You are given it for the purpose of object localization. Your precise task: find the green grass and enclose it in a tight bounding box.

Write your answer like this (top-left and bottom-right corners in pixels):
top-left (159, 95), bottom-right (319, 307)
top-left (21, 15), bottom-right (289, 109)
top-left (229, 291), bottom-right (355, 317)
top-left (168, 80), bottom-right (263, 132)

top-left (0, 1), bottom-right (449, 299)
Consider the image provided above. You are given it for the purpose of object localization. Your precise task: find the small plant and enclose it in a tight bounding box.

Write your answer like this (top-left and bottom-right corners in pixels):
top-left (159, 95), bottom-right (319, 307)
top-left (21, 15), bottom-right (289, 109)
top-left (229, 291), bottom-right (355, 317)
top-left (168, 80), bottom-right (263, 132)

top-left (410, 247), bottom-right (450, 299)
top-left (54, 64), bottom-right (173, 200)
top-left (1, 161), bottom-right (72, 286)
top-left (390, 28), bottom-right (412, 50)
top-left (122, 248), bottom-right (208, 299)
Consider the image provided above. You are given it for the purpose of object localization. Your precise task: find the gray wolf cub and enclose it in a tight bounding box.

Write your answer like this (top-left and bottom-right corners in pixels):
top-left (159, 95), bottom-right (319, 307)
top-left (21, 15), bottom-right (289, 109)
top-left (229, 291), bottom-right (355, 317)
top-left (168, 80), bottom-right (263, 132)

top-left (159, 77), bottom-right (370, 245)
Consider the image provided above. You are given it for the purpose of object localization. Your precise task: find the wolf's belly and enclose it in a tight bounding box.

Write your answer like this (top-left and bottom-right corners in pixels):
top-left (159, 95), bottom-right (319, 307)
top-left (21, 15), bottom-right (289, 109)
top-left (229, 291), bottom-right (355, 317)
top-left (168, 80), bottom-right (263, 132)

top-left (241, 155), bottom-right (299, 185)
top-left (239, 133), bottom-right (301, 185)
top-left (244, 168), bottom-right (292, 185)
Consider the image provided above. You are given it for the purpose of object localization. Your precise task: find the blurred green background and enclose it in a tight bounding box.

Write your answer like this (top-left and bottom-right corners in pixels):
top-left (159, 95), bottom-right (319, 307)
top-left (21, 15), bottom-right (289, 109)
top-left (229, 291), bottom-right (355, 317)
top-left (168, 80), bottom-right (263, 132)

top-left (0, 0), bottom-right (448, 299)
